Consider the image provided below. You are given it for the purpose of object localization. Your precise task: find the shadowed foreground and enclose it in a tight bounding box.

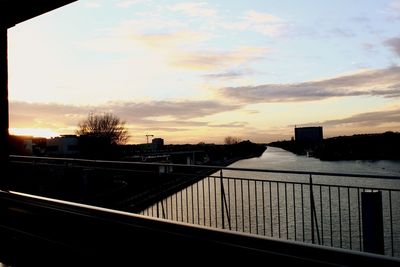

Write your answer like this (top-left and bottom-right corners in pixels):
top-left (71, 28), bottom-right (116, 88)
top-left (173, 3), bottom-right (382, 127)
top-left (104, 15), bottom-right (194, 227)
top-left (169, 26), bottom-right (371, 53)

top-left (0, 190), bottom-right (399, 266)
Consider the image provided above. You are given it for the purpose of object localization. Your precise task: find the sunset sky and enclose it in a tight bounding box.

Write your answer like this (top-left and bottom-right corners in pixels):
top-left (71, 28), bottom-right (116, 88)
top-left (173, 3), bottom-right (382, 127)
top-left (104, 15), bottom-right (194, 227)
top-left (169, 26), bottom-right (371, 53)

top-left (7, 0), bottom-right (400, 143)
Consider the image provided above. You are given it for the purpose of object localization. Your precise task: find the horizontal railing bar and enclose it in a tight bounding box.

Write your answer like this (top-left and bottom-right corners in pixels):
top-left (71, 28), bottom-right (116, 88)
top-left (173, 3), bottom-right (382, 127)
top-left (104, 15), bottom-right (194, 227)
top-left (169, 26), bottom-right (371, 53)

top-left (11, 158), bottom-right (399, 191)
top-left (13, 160), bottom-right (400, 191)
top-left (10, 155), bottom-right (400, 180)
top-left (207, 175), bottom-right (400, 191)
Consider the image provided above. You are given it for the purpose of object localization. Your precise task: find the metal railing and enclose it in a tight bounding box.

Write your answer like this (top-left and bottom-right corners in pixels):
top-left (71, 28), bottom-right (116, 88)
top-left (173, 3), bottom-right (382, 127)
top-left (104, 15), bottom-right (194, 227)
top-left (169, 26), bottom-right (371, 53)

top-left (137, 166), bottom-right (400, 257)
top-left (8, 155), bottom-right (400, 258)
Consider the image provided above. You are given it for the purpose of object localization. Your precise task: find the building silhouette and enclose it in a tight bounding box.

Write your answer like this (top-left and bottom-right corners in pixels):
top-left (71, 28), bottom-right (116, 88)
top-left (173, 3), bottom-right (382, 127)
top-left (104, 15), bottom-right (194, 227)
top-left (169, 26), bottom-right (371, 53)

top-left (46, 135), bottom-right (79, 156)
top-left (151, 138), bottom-right (164, 151)
top-left (295, 126), bottom-right (323, 142)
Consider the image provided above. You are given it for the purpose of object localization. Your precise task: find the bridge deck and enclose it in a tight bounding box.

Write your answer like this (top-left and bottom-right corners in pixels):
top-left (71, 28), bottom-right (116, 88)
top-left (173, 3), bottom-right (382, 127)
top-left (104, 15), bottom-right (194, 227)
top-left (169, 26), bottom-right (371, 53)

top-left (0, 190), bottom-right (399, 266)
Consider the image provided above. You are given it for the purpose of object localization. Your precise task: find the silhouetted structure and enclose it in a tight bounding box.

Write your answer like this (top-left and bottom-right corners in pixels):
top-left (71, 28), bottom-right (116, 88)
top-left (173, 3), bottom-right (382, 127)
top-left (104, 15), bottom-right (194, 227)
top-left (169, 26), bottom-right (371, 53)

top-left (46, 135), bottom-right (79, 156)
top-left (295, 126), bottom-right (323, 142)
top-left (151, 138), bottom-right (164, 151)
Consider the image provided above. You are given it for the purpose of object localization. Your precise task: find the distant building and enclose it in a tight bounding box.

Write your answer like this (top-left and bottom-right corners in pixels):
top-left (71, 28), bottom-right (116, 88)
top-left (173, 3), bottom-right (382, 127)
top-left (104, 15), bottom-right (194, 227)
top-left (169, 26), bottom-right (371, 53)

top-left (295, 126), bottom-right (323, 142)
top-left (151, 138), bottom-right (164, 151)
top-left (46, 135), bottom-right (79, 156)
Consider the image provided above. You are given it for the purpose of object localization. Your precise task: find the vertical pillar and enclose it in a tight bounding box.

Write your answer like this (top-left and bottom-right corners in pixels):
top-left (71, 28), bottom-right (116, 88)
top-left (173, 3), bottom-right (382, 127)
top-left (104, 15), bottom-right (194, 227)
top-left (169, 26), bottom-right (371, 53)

top-left (0, 27), bottom-right (9, 164)
top-left (362, 191), bottom-right (384, 254)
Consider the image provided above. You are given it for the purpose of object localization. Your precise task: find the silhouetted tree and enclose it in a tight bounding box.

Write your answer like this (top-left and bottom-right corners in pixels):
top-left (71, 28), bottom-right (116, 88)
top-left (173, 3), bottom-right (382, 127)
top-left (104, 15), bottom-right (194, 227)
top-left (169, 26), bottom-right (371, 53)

top-left (77, 113), bottom-right (129, 145)
top-left (224, 136), bottom-right (241, 145)
top-left (77, 113), bottom-right (129, 159)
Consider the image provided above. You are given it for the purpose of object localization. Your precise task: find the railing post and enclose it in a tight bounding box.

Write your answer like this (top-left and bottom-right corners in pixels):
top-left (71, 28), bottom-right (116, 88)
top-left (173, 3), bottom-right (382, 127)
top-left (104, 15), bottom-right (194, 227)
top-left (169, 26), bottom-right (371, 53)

top-left (161, 200), bottom-right (166, 219)
top-left (310, 174), bottom-right (315, 244)
top-left (309, 174), bottom-right (321, 245)
top-left (220, 170), bottom-right (225, 229)
top-left (157, 202), bottom-right (160, 218)
top-left (362, 191), bottom-right (384, 254)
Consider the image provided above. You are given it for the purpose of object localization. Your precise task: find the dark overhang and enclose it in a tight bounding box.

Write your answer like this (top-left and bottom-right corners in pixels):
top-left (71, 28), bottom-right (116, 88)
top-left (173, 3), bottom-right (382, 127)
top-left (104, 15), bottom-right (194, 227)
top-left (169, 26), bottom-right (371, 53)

top-left (0, 0), bottom-right (77, 28)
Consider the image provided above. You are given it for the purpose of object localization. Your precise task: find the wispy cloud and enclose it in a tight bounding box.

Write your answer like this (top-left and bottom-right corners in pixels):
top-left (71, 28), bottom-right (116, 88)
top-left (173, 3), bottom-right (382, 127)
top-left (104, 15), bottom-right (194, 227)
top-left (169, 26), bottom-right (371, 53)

top-left (244, 10), bottom-right (282, 23)
top-left (350, 16), bottom-right (371, 23)
top-left (169, 2), bottom-right (217, 18)
top-left (296, 108), bottom-right (400, 128)
top-left (10, 99), bottom-right (241, 129)
top-left (116, 0), bottom-right (150, 8)
top-left (83, 9), bottom-right (272, 77)
top-left (221, 10), bottom-right (286, 37)
top-left (384, 37), bottom-right (400, 57)
top-left (220, 66), bottom-right (400, 103)
top-left (172, 46), bottom-right (268, 70)
top-left (362, 43), bottom-right (376, 54)
top-left (203, 68), bottom-right (257, 80)
top-left (386, 0), bottom-right (400, 20)
top-left (110, 100), bottom-right (240, 119)
top-left (133, 30), bottom-right (212, 48)
top-left (116, 20), bottom-right (268, 70)
top-left (208, 122), bottom-right (249, 128)
top-left (323, 108), bottom-right (400, 127)
top-left (329, 28), bottom-right (355, 38)
top-left (84, 1), bottom-right (101, 8)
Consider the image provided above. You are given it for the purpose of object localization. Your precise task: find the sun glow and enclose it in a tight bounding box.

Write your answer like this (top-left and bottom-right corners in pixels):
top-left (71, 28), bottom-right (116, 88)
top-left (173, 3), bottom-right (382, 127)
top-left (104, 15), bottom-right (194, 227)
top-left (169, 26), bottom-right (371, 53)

top-left (10, 128), bottom-right (59, 139)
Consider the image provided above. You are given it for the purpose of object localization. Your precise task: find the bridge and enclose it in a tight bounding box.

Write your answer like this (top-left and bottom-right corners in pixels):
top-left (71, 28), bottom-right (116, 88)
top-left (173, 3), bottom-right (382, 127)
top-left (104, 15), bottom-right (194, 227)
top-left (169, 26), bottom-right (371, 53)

top-left (1, 1), bottom-right (400, 266)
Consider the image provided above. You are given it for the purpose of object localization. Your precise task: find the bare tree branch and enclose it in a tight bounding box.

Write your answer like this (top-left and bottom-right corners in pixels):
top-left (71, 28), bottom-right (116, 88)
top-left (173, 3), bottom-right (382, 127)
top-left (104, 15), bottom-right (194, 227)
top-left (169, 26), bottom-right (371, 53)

top-left (77, 113), bottom-right (129, 145)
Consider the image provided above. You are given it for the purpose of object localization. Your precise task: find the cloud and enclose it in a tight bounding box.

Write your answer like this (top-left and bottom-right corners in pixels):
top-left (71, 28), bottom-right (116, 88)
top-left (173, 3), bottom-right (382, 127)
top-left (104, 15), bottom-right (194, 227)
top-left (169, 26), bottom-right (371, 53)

top-left (110, 100), bottom-right (240, 119)
top-left (135, 127), bottom-right (190, 133)
top-left (84, 12), bottom-right (270, 75)
top-left (116, 0), bottom-right (150, 8)
top-left (172, 46), bottom-right (268, 70)
top-left (10, 102), bottom-right (91, 128)
top-left (244, 10), bottom-right (281, 23)
top-left (350, 16), bottom-right (371, 23)
top-left (208, 122), bottom-right (249, 128)
top-left (169, 2), bottom-right (217, 18)
top-left (329, 28), bottom-right (355, 38)
top-left (220, 66), bottom-right (400, 103)
top-left (10, 99), bottom-right (241, 129)
top-left (203, 68), bottom-right (257, 80)
top-left (133, 30), bottom-right (211, 48)
top-left (297, 108), bottom-right (400, 128)
top-left (107, 17), bottom-right (187, 39)
top-left (387, 0), bottom-right (400, 19)
top-left (362, 43), bottom-right (376, 54)
top-left (134, 119), bottom-right (207, 127)
top-left (84, 1), bottom-right (101, 8)
top-left (112, 20), bottom-right (267, 71)
top-left (323, 109), bottom-right (400, 127)
top-left (221, 10), bottom-right (286, 37)
top-left (384, 37), bottom-right (400, 57)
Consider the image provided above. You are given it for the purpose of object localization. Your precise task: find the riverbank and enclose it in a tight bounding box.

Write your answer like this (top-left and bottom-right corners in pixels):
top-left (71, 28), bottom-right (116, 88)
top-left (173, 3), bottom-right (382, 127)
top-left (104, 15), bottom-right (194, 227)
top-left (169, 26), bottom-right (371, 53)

top-left (269, 132), bottom-right (400, 161)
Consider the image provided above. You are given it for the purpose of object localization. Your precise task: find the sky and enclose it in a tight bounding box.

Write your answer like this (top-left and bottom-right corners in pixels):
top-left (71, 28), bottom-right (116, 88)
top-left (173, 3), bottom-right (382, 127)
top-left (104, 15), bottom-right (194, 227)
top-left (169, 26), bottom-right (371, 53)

top-left (7, 0), bottom-right (400, 144)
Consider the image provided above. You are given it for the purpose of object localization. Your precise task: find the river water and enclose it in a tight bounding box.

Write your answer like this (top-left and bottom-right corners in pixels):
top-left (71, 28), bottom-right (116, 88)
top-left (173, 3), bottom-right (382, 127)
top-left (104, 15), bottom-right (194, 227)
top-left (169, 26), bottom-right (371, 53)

top-left (140, 147), bottom-right (400, 256)
top-left (234, 146), bottom-right (400, 176)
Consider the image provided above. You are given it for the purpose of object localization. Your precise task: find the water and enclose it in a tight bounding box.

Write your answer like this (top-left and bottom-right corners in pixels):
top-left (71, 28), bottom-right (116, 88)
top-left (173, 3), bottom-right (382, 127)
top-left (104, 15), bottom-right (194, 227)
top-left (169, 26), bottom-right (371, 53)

top-left (233, 146), bottom-right (400, 176)
top-left (140, 147), bottom-right (400, 256)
